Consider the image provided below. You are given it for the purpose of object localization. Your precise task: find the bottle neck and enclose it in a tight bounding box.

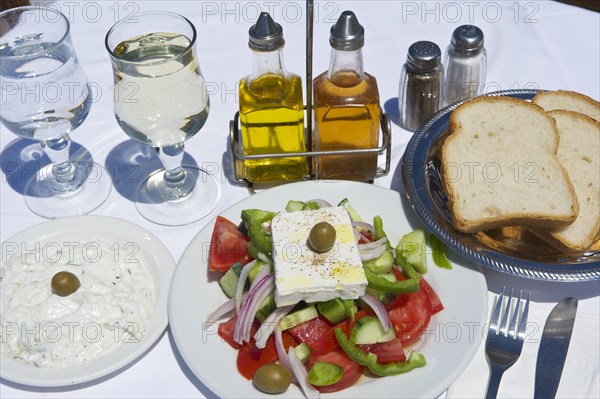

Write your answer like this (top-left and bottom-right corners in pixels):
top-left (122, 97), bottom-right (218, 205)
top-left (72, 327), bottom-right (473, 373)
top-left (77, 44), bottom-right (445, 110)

top-left (249, 47), bottom-right (287, 80)
top-left (328, 48), bottom-right (364, 81)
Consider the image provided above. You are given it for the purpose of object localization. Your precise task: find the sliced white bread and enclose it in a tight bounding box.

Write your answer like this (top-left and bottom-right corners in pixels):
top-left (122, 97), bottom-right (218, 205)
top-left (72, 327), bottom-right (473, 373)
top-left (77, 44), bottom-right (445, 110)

top-left (441, 96), bottom-right (579, 233)
top-left (531, 110), bottom-right (600, 253)
top-left (533, 90), bottom-right (600, 122)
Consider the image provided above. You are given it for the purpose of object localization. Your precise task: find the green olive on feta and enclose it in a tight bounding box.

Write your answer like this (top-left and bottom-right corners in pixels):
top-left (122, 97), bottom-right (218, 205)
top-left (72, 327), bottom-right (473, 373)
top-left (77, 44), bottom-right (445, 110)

top-left (308, 222), bottom-right (336, 253)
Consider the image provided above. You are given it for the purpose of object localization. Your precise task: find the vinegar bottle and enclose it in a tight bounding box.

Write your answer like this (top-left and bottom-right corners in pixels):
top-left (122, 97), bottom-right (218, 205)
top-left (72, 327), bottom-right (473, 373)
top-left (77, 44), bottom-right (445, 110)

top-left (313, 11), bottom-right (380, 181)
top-left (239, 12), bottom-right (306, 184)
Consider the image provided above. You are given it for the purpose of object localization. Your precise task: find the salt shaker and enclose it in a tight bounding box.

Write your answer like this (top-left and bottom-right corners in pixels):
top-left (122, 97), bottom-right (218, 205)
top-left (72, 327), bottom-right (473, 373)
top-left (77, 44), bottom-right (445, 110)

top-left (399, 41), bottom-right (444, 132)
top-left (443, 25), bottom-right (487, 106)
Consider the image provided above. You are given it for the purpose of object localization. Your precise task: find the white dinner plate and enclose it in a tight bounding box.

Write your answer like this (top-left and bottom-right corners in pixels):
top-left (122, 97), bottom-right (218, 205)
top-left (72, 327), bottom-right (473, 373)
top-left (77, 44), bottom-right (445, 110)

top-left (169, 181), bottom-right (488, 398)
top-left (0, 216), bottom-right (175, 387)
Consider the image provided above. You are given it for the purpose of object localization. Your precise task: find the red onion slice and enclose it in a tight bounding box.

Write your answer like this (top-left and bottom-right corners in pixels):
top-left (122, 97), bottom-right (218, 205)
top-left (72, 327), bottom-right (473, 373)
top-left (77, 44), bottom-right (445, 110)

top-left (307, 198), bottom-right (332, 208)
top-left (250, 263), bottom-right (270, 291)
top-left (274, 327), bottom-right (297, 383)
top-left (234, 273), bottom-right (275, 343)
top-left (254, 304), bottom-right (295, 349)
top-left (287, 347), bottom-right (321, 399)
top-left (357, 237), bottom-right (388, 251)
top-left (361, 293), bottom-right (393, 332)
top-left (352, 221), bottom-right (375, 233)
top-left (235, 260), bottom-right (256, 314)
top-left (206, 297), bottom-right (235, 325)
top-left (359, 245), bottom-right (388, 261)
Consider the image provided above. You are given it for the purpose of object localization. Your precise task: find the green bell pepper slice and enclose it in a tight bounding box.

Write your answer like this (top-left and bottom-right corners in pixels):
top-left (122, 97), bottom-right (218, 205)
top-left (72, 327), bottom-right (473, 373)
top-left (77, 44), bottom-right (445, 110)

top-left (334, 328), bottom-right (426, 376)
top-left (240, 209), bottom-right (277, 258)
top-left (364, 268), bottom-right (419, 293)
top-left (373, 215), bottom-right (393, 250)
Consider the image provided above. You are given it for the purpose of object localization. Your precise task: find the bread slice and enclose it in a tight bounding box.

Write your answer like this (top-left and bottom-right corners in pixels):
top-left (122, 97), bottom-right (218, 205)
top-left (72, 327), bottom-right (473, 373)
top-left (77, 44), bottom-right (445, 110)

top-left (441, 96), bottom-right (579, 233)
top-left (533, 90), bottom-right (600, 122)
top-left (530, 110), bottom-right (600, 253)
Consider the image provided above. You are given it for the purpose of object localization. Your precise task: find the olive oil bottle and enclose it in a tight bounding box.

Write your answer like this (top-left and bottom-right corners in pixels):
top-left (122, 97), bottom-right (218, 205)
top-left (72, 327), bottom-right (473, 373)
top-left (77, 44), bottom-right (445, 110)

top-left (313, 11), bottom-right (380, 181)
top-left (239, 13), bottom-right (306, 184)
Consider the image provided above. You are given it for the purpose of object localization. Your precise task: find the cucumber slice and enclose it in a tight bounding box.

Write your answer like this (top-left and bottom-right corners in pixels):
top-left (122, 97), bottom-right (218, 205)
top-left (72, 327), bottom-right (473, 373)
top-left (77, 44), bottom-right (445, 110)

top-left (396, 229), bottom-right (427, 274)
top-left (255, 294), bottom-right (277, 322)
top-left (285, 200), bottom-right (306, 212)
top-left (294, 342), bottom-right (311, 364)
top-left (302, 201), bottom-right (320, 210)
top-left (363, 251), bottom-right (395, 274)
top-left (338, 198), bottom-right (363, 222)
top-left (308, 362), bottom-right (343, 386)
top-left (317, 299), bottom-right (347, 324)
top-left (218, 262), bottom-right (243, 298)
top-left (349, 316), bottom-right (396, 345)
top-left (248, 260), bottom-right (271, 284)
top-left (279, 305), bottom-right (318, 330)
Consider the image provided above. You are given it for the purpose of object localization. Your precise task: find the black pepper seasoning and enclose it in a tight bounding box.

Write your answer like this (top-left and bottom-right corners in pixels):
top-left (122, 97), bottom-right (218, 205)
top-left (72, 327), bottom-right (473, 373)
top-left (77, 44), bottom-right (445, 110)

top-left (398, 41), bottom-right (444, 131)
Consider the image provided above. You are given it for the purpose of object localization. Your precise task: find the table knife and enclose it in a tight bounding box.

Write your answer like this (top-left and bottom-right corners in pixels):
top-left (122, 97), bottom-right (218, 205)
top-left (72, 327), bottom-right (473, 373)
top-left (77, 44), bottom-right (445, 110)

top-left (533, 297), bottom-right (578, 399)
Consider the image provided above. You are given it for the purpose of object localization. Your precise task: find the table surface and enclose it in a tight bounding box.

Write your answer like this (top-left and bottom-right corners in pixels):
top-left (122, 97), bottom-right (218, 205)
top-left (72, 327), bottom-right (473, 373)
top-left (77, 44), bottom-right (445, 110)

top-left (1, 1), bottom-right (599, 398)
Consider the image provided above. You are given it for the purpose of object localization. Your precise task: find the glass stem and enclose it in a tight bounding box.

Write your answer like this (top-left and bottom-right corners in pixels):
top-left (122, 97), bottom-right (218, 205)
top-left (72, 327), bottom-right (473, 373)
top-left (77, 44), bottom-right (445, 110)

top-left (156, 143), bottom-right (192, 199)
top-left (40, 135), bottom-right (77, 191)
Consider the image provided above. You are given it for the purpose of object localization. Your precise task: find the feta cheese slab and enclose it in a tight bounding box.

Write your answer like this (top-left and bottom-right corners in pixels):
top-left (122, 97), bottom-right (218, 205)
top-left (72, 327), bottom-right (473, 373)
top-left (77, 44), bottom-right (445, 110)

top-left (271, 206), bottom-right (367, 306)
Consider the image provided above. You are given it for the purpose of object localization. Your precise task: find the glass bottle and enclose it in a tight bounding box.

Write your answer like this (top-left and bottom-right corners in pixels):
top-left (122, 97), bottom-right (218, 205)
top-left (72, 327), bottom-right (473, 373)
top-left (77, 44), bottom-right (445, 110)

top-left (398, 41), bottom-right (444, 132)
top-left (239, 12), bottom-right (306, 184)
top-left (313, 11), bottom-right (380, 181)
top-left (443, 25), bottom-right (487, 106)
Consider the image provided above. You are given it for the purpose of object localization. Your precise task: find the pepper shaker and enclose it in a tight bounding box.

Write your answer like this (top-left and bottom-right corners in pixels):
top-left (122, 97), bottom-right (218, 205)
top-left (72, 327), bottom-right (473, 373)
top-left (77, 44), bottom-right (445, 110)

top-left (443, 25), bottom-right (487, 106)
top-left (398, 41), bottom-right (444, 132)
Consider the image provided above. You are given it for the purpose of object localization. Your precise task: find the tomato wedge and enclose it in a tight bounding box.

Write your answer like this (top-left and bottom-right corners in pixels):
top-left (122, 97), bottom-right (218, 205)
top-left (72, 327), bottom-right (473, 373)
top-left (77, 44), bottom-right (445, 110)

top-left (237, 332), bottom-right (296, 380)
top-left (420, 277), bottom-right (444, 314)
top-left (307, 348), bottom-right (363, 393)
top-left (391, 267), bottom-right (443, 314)
top-left (287, 316), bottom-right (331, 346)
top-left (386, 287), bottom-right (432, 348)
top-left (209, 216), bottom-right (252, 271)
top-left (357, 337), bottom-right (406, 364)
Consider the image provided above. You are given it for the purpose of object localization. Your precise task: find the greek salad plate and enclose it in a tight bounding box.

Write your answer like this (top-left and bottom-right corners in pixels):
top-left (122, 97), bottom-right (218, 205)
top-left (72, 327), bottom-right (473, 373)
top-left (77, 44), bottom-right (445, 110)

top-left (169, 180), bottom-right (488, 398)
top-left (0, 216), bottom-right (174, 387)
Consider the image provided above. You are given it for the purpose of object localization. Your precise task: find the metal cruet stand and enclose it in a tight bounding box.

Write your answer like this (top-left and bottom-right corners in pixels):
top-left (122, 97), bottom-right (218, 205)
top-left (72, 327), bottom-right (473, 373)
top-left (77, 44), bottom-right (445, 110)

top-left (229, 0), bottom-right (392, 189)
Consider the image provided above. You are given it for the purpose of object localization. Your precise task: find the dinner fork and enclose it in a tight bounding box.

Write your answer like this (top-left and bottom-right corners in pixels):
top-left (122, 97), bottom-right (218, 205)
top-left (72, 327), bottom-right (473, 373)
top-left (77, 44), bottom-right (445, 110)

top-left (484, 287), bottom-right (531, 399)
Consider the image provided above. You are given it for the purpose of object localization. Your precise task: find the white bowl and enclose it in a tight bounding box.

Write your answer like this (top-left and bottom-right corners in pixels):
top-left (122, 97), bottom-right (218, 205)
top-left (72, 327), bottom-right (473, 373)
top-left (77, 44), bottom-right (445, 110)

top-left (0, 216), bottom-right (175, 387)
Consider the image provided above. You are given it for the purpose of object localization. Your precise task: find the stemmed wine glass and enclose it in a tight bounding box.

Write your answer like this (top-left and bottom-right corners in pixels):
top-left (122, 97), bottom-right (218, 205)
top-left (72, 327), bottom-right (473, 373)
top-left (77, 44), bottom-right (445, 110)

top-left (105, 11), bottom-right (220, 226)
top-left (0, 6), bottom-right (111, 218)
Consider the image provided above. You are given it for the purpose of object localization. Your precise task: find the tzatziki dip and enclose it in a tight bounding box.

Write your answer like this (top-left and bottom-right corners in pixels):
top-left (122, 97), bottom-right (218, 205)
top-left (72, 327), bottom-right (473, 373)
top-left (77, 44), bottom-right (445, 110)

top-left (0, 239), bottom-right (154, 368)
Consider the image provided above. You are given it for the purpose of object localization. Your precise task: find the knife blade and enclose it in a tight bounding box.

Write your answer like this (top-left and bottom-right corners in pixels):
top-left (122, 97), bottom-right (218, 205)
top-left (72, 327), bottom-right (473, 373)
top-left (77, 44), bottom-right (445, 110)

top-left (533, 297), bottom-right (578, 399)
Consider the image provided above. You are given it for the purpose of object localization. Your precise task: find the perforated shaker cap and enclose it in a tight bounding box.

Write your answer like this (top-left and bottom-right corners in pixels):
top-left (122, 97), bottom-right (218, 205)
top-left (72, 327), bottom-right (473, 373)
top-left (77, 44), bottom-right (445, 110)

top-left (330, 11), bottom-right (364, 51)
top-left (451, 25), bottom-right (484, 54)
top-left (249, 12), bottom-right (284, 51)
top-left (407, 41), bottom-right (442, 72)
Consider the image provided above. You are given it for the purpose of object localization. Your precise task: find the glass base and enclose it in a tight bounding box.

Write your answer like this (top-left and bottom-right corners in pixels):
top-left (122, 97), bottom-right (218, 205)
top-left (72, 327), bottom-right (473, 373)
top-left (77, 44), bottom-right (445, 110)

top-left (24, 162), bottom-right (112, 218)
top-left (135, 166), bottom-right (221, 226)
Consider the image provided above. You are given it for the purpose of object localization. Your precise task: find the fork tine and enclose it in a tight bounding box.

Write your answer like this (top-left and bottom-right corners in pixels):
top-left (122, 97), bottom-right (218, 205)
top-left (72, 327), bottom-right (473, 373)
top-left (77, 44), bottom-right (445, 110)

top-left (517, 292), bottom-right (531, 339)
top-left (490, 287), bottom-right (505, 333)
top-left (500, 288), bottom-right (514, 336)
top-left (508, 290), bottom-right (523, 338)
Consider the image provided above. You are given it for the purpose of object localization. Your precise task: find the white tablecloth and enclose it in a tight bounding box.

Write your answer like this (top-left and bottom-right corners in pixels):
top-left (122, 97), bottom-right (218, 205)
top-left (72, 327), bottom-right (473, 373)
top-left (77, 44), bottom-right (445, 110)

top-left (1, 1), bottom-right (599, 398)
